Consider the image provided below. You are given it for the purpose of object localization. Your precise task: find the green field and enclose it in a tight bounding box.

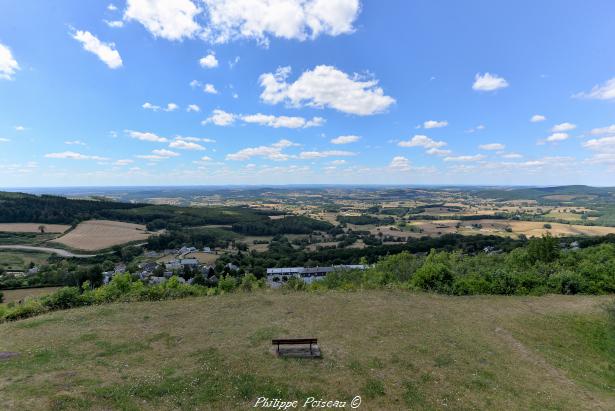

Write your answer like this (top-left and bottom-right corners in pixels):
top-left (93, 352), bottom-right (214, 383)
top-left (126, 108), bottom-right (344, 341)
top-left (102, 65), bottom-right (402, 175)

top-left (0, 250), bottom-right (51, 271)
top-left (0, 291), bottom-right (613, 410)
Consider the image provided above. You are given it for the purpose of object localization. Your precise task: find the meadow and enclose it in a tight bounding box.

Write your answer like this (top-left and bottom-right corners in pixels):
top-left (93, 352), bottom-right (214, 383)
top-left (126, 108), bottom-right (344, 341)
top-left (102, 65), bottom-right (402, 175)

top-left (0, 291), bottom-right (613, 410)
top-left (51, 220), bottom-right (152, 251)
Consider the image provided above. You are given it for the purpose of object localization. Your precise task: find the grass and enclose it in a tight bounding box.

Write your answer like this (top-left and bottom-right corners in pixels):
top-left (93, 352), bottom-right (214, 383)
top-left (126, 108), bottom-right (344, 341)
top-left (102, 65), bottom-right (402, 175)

top-left (1, 287), bottom-right (62, 304)
top-left (0, 291), bottom-right (614, 410)
top-left (0, 250), bottom-right (51, 270)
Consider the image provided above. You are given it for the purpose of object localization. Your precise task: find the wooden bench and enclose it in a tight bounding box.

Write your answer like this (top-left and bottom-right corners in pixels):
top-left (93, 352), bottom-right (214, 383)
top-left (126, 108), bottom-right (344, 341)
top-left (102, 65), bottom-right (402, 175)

top-left (272, 338), bottom-right (318, 356)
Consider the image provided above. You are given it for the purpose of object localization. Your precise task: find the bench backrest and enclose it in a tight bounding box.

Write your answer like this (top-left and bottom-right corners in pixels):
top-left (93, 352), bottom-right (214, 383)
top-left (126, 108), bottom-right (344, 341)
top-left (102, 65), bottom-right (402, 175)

top-left (272, 338), bottom-right (317, 345)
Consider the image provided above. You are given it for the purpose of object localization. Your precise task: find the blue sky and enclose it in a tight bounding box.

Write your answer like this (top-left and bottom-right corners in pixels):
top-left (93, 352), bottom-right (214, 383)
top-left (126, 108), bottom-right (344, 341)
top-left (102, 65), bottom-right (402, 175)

top-left (1, 0), bottom-right (615, 187)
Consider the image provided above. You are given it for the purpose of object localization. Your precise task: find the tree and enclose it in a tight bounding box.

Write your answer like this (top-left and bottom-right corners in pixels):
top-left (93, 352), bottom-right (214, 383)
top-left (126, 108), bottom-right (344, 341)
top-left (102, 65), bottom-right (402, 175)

top-left (527, 233), bottom-right (559, 264)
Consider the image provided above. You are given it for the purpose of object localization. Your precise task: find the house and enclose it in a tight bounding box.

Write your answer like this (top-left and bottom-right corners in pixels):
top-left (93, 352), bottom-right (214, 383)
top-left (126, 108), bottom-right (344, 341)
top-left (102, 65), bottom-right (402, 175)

top-left (145, 251), bottom-right (159, 258)
top-left (27, 267), bottom-right (39, 275)
top-left (225, 263), bottom-right (239, 271)
top-left (149, 276), bottom-right (167, 285)
top-left (266, 265), bottom-right (367, 288)
top-left (202, 246), bottom-right (212, 253)
top-left (179, 258), bottom-right (199, 266)
top-left (139, 262), bottom-right (157, 272)
top-left (165, 260), bottom-right (182, 270)
top-left (179, 246), bottom-right (197, 254)
top-left (114, 263), bottom-right (127, 274)
top-left (102, 271), bottom-right (114, 284)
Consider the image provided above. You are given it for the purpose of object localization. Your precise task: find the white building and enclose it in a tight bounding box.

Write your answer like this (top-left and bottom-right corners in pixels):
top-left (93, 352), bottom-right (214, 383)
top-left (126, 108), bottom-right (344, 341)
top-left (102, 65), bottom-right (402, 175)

top-left (266, 265), bottom-right (367, 288)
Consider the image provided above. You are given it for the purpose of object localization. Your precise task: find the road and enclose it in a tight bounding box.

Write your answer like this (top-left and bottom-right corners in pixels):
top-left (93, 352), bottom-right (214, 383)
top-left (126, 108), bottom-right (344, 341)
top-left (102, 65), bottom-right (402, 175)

top-left (0, 245), bottom-right (97, 258)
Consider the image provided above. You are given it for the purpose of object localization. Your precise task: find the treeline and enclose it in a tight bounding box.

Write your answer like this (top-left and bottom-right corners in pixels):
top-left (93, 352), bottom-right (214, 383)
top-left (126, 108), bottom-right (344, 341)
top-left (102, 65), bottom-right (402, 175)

top-left (291, 235), bottom-right (615, 295)
top-left (147, 227), bottom-right (239, 251)
top-left (231, 216), bottom-right (333, 236)
top-left (336, 215), bottom-right (395, 225)
top-left (0, 192), bottom-right (143, 225)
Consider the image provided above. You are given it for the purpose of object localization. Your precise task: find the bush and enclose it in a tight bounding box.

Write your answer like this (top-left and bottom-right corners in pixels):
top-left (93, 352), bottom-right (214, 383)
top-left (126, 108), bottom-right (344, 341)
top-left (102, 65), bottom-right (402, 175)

top-left (411, 262), bottom-right (453, 292)
top-left (239, 273), bottom-right (260, 292)
top-left (43, 287), bottom-right (82, 309)
top-left (0, 290), bottom-right (3, 304)
top-left (218, 275), bottom-right (237, 293)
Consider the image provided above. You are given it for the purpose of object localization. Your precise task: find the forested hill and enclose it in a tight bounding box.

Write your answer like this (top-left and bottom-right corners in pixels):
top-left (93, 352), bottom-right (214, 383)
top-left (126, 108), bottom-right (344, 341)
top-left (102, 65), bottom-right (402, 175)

top-left (0, 191), bottom-right (332, 234)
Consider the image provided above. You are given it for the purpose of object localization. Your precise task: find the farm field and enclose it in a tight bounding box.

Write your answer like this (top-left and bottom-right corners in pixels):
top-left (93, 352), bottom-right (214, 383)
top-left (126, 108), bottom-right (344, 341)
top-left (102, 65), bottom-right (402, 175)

top-left (1, 287), bottom-right (61, 304)
top-left (0, 223), bottom-right (70, 233)
top-left (0, 291), bottom-right (613, 410)
top-left (51, 220), bottom-right (152, 251)
top-left (0, 250), bottom-right (51, 271)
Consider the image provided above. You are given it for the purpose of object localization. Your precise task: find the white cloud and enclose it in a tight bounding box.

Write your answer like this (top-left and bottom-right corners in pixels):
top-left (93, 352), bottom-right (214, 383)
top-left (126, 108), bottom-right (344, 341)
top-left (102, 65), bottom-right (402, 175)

top-left (201, 0), bottom-right (361, 45)
top-left (0, 138), bottom-right (10, 143)
top-left (0, 42), bottom-right (20, 80)
top-left (479, 143), bottom-right (505, 151)
top-left (546, 133), bottom-right (569, 142)
top-left (142, 102), bottom-right (161, 111)
top-left (104, 20), bottom-right (125, 28)
top-left (259, 65), bottom-right (395, 116)
top-left (152, 149), bottom-right (179, 157)
top-left (45, 151), bottom-right (109, 161)
top-left (330, 159), bottom-right (347, 165)
top-left (466, 124), bottom-right (486, 133)
top-left (124, 0), bottom-right (202, 41)
top-left (190, 79), bottom-right (201, 88)
top-left (169, 139), bottom-right (205, 150)
top-left (199, 53), bottom-right (219, 68)
top-left (398, 135), bottom-right (446, 149)
top-left (107, 3), bottom-right (118, 11)
top-left (126, 130), bottom-right (168, 142)
top-left (164, 103), bottom-right (179, 112)
top-left (444, 154), bottom-right (485, 162)
top-left (330, 135), bottom-right (360, 144)
top-left (574, 78), bottom-right (615, 101)
top-left (426, 147), bottom-right (451, 156)
top-left (14, 125), bottom-right (26, 131)
top-left (551, 122), bottom-right (576, 132)
top-left (241, 113), bottom-right (324, 128)
top-left (64, 140), bottom-right (86, 146)
top-left (472, 72), bottom-right (509, 91)
top-left (389, 156), bottom-right (411, 171)
top-left (501, 153), bottom-right (523, 159)
top-left (199, 156), bottom-right (213, 161)
top-left (203, 83), bottom-right (218, 94)
top-left (423, 120), bottom-right (448, 129)
top-left (229, 56), bottom-right (240, 68)
top-left (187, 104), bottom-right (200, 112)
top-left (530, 114), bottom-right (546, 123)
top-left (590, 125), bottom-right (615, 135)
top-left (226, 139), bottom-right (295, 161)
top-left (583, 136), bottom-right (615, 152)
top-left (71, 30), bottom-right (122, 69)
top-left (203, 109), bottom-right (236, 126)
top-left (299, 150), bottom-right (356, 159)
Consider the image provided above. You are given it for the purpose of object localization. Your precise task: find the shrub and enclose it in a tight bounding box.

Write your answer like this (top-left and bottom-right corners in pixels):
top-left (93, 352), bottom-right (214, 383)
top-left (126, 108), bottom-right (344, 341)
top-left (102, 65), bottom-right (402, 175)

top-left (218, 275), bottom-right (237, 293)
top-left (548, 271), bottom-right (587, 295)
top-left (0, 290), bottom-right (3, 303)
top-left (43, 287), bottom-right (82, 309)
top-left (411, 262), bottom-right (453, 292)
top-left (239, 273), bottom-right (260, 292)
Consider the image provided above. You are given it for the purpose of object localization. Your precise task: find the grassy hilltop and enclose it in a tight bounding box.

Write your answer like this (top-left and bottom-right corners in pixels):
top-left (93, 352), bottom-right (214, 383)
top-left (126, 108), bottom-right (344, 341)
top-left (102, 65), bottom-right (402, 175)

top-left (0, 291), bottom-right (614, 410)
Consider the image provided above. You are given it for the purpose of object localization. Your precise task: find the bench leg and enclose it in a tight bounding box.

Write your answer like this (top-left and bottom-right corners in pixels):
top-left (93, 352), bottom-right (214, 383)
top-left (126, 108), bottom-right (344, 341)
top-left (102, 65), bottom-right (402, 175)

top-left (310, 343), bottom-right (313, 355)
top-left (277, 343), bottom-right (280, 354)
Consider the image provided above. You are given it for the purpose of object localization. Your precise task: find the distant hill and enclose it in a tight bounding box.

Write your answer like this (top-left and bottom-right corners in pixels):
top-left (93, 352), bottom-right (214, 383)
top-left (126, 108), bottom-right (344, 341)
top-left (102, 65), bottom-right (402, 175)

top-left (474, 185), bottom-right (615, 201)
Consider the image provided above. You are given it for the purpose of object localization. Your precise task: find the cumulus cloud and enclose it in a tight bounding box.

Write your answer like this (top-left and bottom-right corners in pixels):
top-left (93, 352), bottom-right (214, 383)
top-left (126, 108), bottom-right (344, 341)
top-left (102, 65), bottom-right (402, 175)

top-left (226, 139), bottom-right (296, 161)
top-left (398, 135), bottom-right (446, 149)
top-left (187, 104), bottom-right (200, 112)
top-left (259, 65), bottom-right (395, 116)
top-left (201, 0), bottom-right (361, 45)
top-left (423, 120), bottom-right (448, 129)
top-left (574, 77), bottom-right (615, 100)
top-left (164, 103), bottom-right (178, 112)
top-left (389, 156), bottom-right (411, 171)
top-left (45, 151), bottom-right (109, 161)
top-left (203, 109), bottom-right (236, 126)
top-left (108, 3), bottom-right (118, 11)
top-left (241, 113), bottom-right (324, 128)
top-left (444, 154), bottom-right (485, 162)
top-left (472, 72), bottom-right (509, 91)
top-left (0, 138), bottom-right (11, 143)
top-left (71, 30), bottom-right (122, 69)
top-left (479, 143), bottom-right (505, 151)
top-left (298, 150), bottom-right (356, 159)
top-left (104, 20), bottom-right (124, 28)
top-left (426, 148), bottom-right (451, 156)
top-left (590, 125), bottom-right (615, 135)
top-left (124, 0), bottom-right (202, 41)
top-left (0, 42), bottom-right (20, 80)
top-left (64, 140), bottom-right (86, 146)
top-left (330, 135), bottom-right (360, 144)
top-left (126, 130), bottom-right (168, 142)
top-left (546, 133), bottom-right (569, 142)
top-left (530, 114), bottom-right (546, 123)
top-left (152, 149), bottom-right (179, 157)
top-left (143, 102), bottom-right (178, 111)
top-left (203, 83), bottom-right (218, 94)
top-left (551, 122), bottom-right (576, 132)
top-left (114, 159), bottom-right (133, 166)
top-left (169, 138), bottom-right (205, 150)
top-left (583, 136), bottom-right (615, 152)
top-left (199, 53), bottom-right (218, 68)
top-left (14, 126), bottom-right (26, 131)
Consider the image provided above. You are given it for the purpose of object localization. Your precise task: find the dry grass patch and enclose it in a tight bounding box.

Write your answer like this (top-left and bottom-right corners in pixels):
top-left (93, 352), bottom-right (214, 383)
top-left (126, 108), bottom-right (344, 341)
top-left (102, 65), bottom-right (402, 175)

top-left (51, 220), bottom-right (152, 251)
top-left (1, 287), bottom-right (62, 304)
top-left (0, 223), bottom-right (70, 233)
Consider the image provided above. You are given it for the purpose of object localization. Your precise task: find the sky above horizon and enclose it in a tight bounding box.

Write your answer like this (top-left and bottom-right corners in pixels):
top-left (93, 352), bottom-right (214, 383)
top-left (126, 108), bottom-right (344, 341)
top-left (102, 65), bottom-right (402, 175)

top-left (1, 0), bottom-right (615, 187)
